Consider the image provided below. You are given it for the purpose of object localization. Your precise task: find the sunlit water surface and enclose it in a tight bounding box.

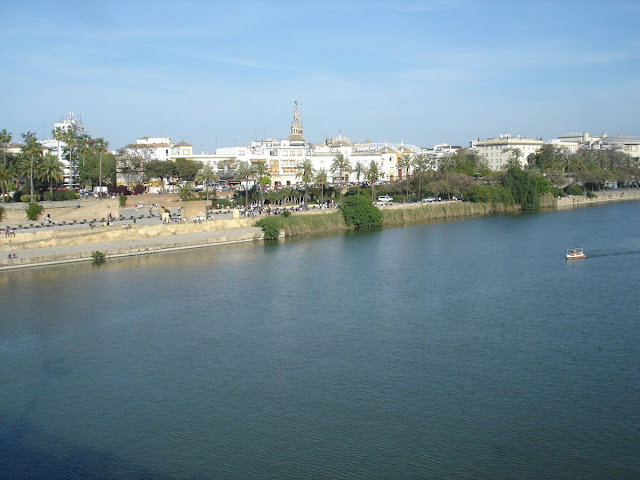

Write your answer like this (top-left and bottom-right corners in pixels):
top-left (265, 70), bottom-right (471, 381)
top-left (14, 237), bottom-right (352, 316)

top-left (1, 201), bottom-right (639, 479)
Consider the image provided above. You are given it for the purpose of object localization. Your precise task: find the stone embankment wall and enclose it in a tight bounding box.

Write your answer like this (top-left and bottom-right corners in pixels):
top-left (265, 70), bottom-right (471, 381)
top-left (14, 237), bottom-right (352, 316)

top-left (0, 216), bottom-right (256, 252)
top-left (557, 189), bottom-right (640, 206)
top-left (0, 194), bottom-right (181, 225)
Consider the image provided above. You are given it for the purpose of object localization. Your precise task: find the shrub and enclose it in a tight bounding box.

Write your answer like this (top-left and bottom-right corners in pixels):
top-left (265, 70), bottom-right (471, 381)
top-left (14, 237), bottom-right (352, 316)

top-left (119, 195), bottom-right (127, 208)
top-left (53, 190), bottom-right (66, 201)
top-left (42, 191), bottom-right (52, 201)
top-left (91, 250), bottom-right (106, 264)
top-left (20, 194), bottom-right (31, 203)
top-left (256, 216), bottom-right (283, 240)
top-left (340, 194), bottom-right (382, 228)
top-left (586, 191), bottom-right (596, 198)
top-left (280, 209), bottom-right (292, 218)
top-left (0, 205), bottom-right (4, 222)
top-left (550, 187), bottom-right (564, 197)
top-left (133, 184), bottom-right (145, 195)
top-left (26, 202), bottom-right (44, 221)
top-left (564, 184), bottom-right (584, 196)
top-left (64, 190), bottom-right (79, 200)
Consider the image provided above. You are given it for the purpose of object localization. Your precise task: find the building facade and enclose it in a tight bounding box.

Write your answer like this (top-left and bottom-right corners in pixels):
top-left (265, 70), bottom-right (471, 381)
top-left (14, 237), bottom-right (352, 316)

top-left (474, 134), bottom-right (543, 170)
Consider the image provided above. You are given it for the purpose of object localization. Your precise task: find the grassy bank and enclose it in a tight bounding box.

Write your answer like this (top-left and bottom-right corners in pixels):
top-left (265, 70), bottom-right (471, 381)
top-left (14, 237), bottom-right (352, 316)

top-left (381, 201), bottom-right (519, 225)
top-left (261, 200), bottom-right (530, 238)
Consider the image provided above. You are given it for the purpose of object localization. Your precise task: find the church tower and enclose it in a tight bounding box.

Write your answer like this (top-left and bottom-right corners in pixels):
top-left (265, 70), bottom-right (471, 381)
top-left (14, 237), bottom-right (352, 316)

top-left (287, 101), bottom-right (306, 146)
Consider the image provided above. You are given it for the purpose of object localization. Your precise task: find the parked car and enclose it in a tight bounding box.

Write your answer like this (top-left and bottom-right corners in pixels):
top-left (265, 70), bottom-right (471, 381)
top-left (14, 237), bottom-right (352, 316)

top-left (422, 197), bottom-right (436, 203)
top-left (377, 195), bottom-right (393, 203)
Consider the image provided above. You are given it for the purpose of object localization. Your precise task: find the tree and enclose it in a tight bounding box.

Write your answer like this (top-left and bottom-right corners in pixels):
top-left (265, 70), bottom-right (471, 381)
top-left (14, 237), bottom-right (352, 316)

top-left (196, 164), bottom-right (219, 200)
top-left (253, 161), bottom-right (270, 206)
top-left (20, 132), bottom-right (43, 202)
top-left (91, 137), bottom-right (109, 193)
top-left (340, 194), bottom-right (382, 228)
top-left (179, 182), bottom-right (195, 200)
top-left (59, 128), bottom-right (79, 189)
top-left (315, 169), bottom-right (328, 203)
top-left (38, 153), bottom-right (64, 198)
top-left (398, 154), bottom-right (413, 199)
top-left (145, 160), bottom-right (176, 193)
top-left (502, 166), bottom-right (540, 210)
top-left (235, 161), bottom-right (255, 207)
top-left (353, 161), bottom-right (365, 194)
top-left (366, 160), bottom-right (380, 200)
top-left (0, 162), bottom-right (16, 203)
top-left (117, 149), bottom-right (144, 187)
top-left (412, 154), bottom-right (433, 199)
top-left (296, 158), bottom-right (315, 204)
top-left (330, 153), bottom-right (351, 184)
top-left (174, 158), bottom-right (202, 182)
top-left (0, 129), bottom-right (11, 167)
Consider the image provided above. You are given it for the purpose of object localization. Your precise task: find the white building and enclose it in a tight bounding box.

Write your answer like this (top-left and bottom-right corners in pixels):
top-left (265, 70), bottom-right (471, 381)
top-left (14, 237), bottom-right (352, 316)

top-left (474, 134), bottom-right (543, 170)
top-left (215, 103), bottom-right (422, 186)
top-left (40, 113), bottom-right (93, 188)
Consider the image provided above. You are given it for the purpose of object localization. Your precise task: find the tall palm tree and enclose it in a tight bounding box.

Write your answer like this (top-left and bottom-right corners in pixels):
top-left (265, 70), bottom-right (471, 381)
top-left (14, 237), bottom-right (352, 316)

top-left (254, 161), bottom-right (270, 206)
top-left (366, 160), bottom-right (380, 201)
top-left (91, 137), bottom-right (109, 193)
top-left (196, 164), bottom-right (219, 200)
top-left (38, 154), bottom-right (64, 198)
top-left (353, 161), bottom-right (365, 194)
top-left (0, 163), bottom-right (15, 203)
top-left (295, 158), bottom-right (315, 204)
top-left (0, 129), bottom-right (11, 167)
top-left (398, 154), bottom-right (413, 200)
top-left (20, 132), bottom-right (43, 202)
top-left (235, 161), bottom-right (255, 207)
top-left (315, 169), bottom-right (328, 203)
top-left (61, 128), bottom-right (78, 189)
top-left (412, 154), bottom-right (431, 200)
top-left (330, 153), bottom-right (351, 184)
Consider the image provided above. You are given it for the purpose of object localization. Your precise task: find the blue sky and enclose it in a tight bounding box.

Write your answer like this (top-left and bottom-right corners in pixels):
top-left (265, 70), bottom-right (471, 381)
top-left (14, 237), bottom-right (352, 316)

top-left (2, 0), bottom-right (639, 151)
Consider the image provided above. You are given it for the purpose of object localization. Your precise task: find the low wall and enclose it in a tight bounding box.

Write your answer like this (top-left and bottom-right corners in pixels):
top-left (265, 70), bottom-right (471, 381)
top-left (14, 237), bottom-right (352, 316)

top-left (557, 189), bottom-right (640, 206)
top-left (0, 216), bottom-right (257, 252)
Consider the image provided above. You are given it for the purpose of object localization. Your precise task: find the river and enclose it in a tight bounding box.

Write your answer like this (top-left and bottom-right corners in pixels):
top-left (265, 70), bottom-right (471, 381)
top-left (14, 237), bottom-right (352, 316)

top-left (1, 201), bottom-right (639, 479)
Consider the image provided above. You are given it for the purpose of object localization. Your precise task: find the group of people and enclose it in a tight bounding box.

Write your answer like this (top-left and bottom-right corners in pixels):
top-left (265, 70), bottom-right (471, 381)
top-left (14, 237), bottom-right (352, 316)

top-left (1, 227), bottom-right (15, 237)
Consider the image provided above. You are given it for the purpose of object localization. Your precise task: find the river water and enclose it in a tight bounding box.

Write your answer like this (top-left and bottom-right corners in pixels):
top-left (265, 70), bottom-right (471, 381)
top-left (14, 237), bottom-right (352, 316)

top-left (1, 201), bottom-right (639, 479)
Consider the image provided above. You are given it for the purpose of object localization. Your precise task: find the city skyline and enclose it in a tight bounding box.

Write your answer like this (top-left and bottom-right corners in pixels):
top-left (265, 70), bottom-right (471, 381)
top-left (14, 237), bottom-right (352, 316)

top-left (2, 0), bottom-right (639, 151)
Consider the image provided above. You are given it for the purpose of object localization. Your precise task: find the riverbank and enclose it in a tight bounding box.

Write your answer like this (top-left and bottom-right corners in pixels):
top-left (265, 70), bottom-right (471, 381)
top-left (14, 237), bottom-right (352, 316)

top-left (2, 189), bottom-right (638, 270)
top-left (0, 218), bottom-right (262, 270)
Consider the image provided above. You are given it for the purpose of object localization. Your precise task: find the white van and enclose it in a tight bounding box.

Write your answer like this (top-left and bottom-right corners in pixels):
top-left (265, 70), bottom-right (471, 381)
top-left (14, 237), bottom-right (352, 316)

top-left (377, 195), bottom-right (393, 203)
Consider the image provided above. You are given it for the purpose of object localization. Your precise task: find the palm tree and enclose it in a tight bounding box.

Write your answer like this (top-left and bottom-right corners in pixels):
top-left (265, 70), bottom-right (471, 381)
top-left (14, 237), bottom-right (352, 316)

top-left (60, 128), bottom-right (79, 189)
top-left (315, 169), bottom-right (328, 203)
top-left (254, 161), bottom-right (270, 206)
top-left (20, 132), bottom-right (43, 202)
top-left (412, 154), bottom-right (432, 199)
top-left (366, 160), bottom-right (380, 201)
top-left (353, 161), bottom-right (365, 194)
top-left (398, 154), bottom-right (413, 200)
top-left (0, 163), bottom-right (15, 203)
top-left (330, 153), bottom-right (351, 184)
top-left (0, 129), bottom-right (11, 167)
top-left (295, 158), bottom-right (315, 204)
top-left (196, 164), bottom-right (219, 200)
top-left (179, 182), bottom-right (195, 200)
top-left (91, 137), bottom-right (109, 194)
top-left (235, 161), bottom-right (255, 207)
top-left (38, 154), bottom-right (64, 198)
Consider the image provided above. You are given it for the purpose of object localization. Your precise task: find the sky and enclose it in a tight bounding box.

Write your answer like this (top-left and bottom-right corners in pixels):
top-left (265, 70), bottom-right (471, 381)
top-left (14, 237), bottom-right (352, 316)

top-left (2, 0), bottom-right (639, 152)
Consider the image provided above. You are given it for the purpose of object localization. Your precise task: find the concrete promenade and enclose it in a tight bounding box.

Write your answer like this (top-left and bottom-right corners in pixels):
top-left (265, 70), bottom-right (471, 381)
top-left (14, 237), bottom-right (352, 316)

top-left (0, 217), bottom-right (263, 270)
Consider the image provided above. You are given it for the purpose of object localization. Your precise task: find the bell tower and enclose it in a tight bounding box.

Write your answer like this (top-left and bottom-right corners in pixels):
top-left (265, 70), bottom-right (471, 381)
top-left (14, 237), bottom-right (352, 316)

top-left (288, 101), bottom-right (305, 145)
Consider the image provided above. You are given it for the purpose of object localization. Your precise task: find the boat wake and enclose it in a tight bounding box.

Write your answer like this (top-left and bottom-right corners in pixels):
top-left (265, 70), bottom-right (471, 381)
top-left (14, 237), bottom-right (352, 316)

top-left (584, 249), bottom-right (640, 258)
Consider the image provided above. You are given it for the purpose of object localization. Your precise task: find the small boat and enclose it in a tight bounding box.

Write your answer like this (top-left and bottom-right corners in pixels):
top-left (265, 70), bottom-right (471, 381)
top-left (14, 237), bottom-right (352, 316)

top-left (566, 248), bottom-right (585, 260)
